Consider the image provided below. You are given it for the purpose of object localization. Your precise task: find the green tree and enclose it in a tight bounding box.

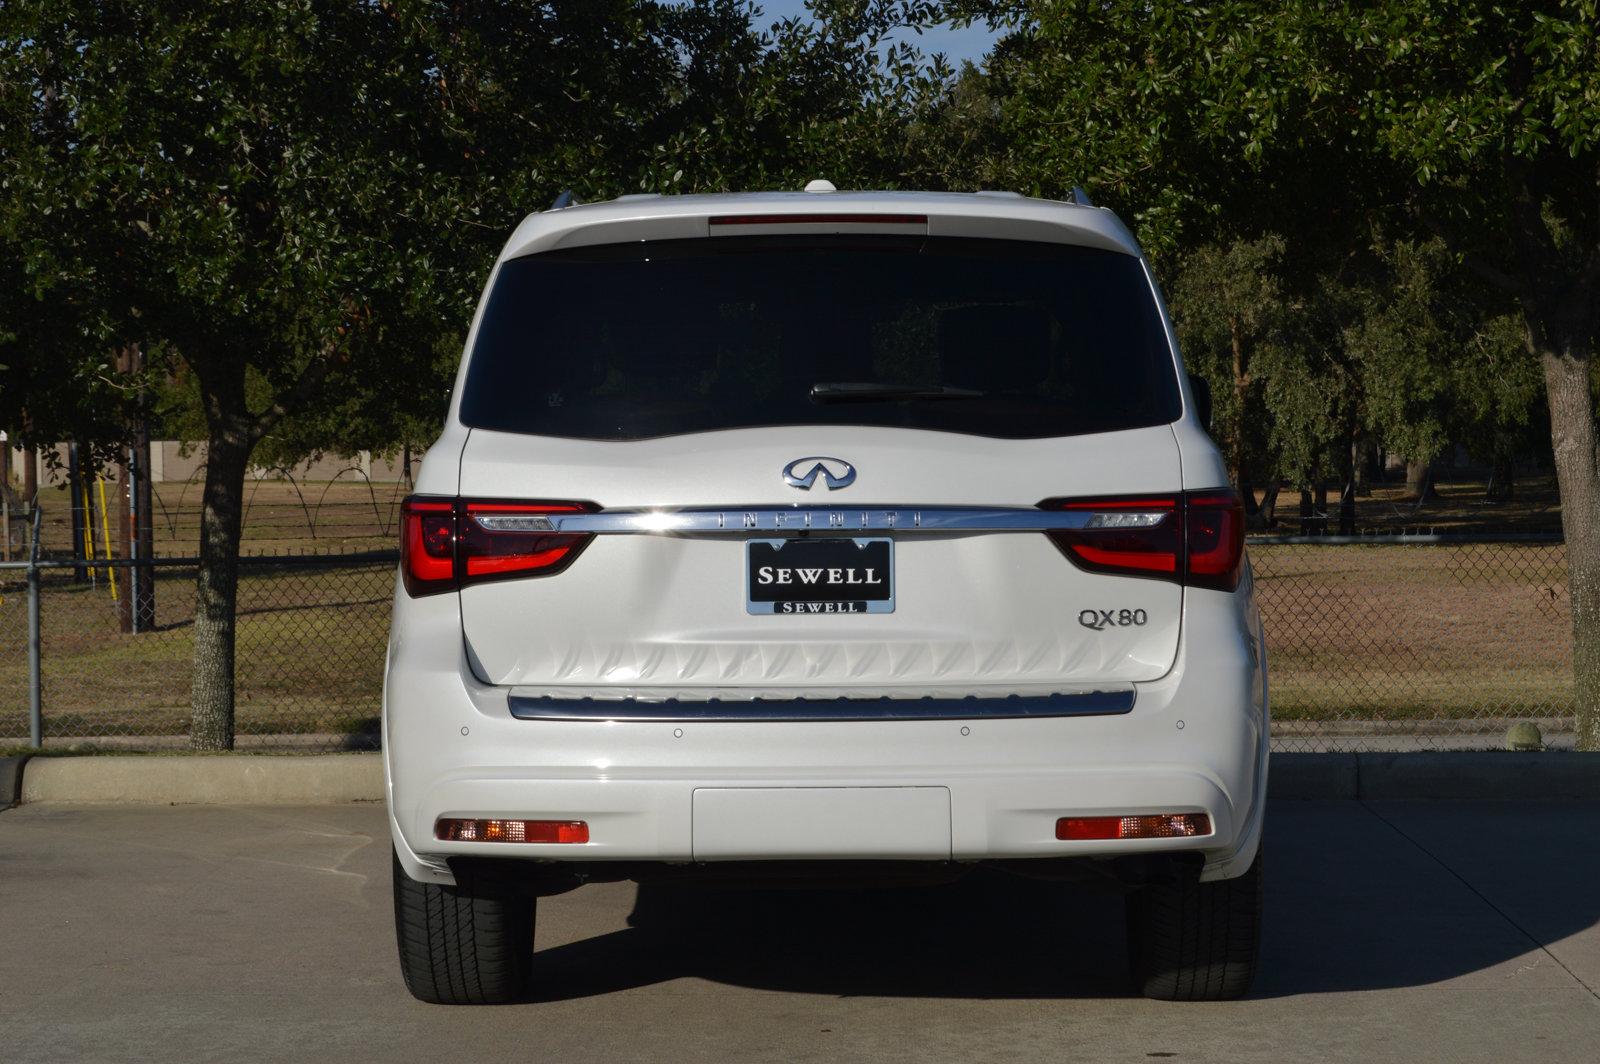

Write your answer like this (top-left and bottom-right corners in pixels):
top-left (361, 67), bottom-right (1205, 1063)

top-left (632, 0), bottom-right (953, 193)
top-left (1169, 236), bottom-right (1293, 503)
top-left (1345, 237), bottom-right (1539, 503)
top-left (1, 1), bottom-right (481, 746)
top-left (0, 1), bottom-right (700, 748)
top-left (955, 0), bottom-right (1600, 746)
top-left (1, 0), bottom-right (947, 748)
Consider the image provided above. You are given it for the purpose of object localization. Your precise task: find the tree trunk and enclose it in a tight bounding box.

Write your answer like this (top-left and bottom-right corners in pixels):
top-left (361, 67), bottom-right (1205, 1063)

top-left (1339, 438), bottom-right (1357, 536)
top-left (1227, 315), bottom-right (1249, 489)
top-left (1258, 482), bottom-right (1280, 528)
top-left (1354, 439), bottom-right (1376, 497)
top-left (1404, 460), bottom-right (1433, 502)
top-left (1486, 451), bottom-right (1515, 503)
top-left (68, 443), bottom-right (87, 582)
top-left (22, 441), bottom-right (37, 501)
top-left (189, 430), bottom-right (252, 750)
top-left (1500, 158), bottom-right (1600, 750)
top-left (1541, 349), bottom-right (1600, 751)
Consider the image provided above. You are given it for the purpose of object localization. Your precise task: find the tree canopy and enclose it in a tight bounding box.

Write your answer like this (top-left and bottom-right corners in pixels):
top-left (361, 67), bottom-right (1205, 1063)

top-left (955, 0), bottom-right (1599, 743)
top-left (4, 1), bottom-right (1597, 747)
top-left (0, 0), bottom-right (952, 747)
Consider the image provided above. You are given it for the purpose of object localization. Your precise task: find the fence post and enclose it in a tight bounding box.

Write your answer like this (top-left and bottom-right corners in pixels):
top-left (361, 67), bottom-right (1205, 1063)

top-left (1, 438), bottom-right (10, 561)
top-left (27, 507), bottom-right (43, 748)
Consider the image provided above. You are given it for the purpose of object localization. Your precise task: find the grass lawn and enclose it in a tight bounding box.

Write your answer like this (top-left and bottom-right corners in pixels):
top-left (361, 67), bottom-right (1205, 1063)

top-left (17, 478), bottom-right (407, 559)
top-left (1251, 541), bottom-right (1571, 721)
top-left (0, 561), bottom-right (391, 744)
top-left (0, 479), bottom-right (1576, 747)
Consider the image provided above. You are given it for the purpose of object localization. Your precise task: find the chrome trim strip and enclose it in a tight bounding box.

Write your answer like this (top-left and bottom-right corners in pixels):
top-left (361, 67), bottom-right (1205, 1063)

top-left (508, 688), bottom-right (1136, 723)
top-left (537, 507), bottom-right (1126, 535)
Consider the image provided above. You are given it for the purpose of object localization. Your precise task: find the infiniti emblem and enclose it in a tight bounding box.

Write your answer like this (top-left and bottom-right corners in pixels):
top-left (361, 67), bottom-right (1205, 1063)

top-left (783, 456), bottom-right (856, 491)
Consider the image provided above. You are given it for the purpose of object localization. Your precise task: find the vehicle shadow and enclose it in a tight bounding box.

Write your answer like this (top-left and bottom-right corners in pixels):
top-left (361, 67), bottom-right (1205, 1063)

top-left (529, 870), bottom-right (1135, 1002)
top-left (525, 800), bottom-right (1600, 1002)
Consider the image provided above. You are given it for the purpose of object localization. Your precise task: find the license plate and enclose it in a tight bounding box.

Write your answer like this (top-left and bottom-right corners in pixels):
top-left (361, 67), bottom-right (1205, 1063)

top-left (746, 537), bottom-right (894, 615)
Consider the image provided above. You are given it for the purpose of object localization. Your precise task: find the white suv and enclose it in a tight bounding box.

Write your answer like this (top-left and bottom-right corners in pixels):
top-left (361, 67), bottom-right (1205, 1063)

top-left (385, 188), bottom-right (1268, 1004)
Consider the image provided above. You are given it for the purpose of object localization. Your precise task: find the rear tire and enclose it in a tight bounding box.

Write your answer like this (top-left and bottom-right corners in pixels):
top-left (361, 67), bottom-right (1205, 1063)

top-left (392, 851), bottom-right (534, 1004)
top-left (1126, 848), bottom-right (1262, 1001)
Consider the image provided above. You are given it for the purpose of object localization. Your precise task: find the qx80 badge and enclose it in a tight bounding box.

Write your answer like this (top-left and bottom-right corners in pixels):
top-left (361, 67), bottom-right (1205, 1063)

top-left (1079, 608), bottom-right (1150, 631)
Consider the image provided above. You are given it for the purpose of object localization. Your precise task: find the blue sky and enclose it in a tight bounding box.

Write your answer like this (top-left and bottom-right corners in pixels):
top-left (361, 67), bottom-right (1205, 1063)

top-left (757, 2), bottom-right (1001, 67)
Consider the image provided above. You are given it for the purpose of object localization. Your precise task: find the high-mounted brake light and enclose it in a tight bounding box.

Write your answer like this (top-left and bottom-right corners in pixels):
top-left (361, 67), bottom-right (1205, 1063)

top-left (399, 497), bottom-right (598, 597)
top-left (708, 213), bottom-right (927, 227)
top-left (1042, 490), bottom-right (1245, 591)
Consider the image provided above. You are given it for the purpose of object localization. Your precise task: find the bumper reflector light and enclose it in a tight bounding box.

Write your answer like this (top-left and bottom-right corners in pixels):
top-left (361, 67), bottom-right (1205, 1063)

top-left (435, 818), bottom-right (589, 844)
top-left (1055, 813), bottom-right (1211, 841)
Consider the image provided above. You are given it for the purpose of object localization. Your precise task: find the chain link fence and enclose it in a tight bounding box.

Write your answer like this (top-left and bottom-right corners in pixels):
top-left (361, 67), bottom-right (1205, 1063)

top-left (2, 553), bottom-right (394, 751)
top-left (1253, 534), bottom-right (1572, 751)
top-left (1, 534), bottom-right (1578, 753)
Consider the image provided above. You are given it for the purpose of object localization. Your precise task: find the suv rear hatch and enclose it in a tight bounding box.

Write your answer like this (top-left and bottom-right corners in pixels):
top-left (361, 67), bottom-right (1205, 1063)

top-left (439, 230), bottom-right (1211, 693)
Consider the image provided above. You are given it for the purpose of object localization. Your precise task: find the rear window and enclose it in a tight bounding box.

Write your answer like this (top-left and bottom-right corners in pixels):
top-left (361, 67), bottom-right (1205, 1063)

top-left (459, 236), bottom-right (1181, 440)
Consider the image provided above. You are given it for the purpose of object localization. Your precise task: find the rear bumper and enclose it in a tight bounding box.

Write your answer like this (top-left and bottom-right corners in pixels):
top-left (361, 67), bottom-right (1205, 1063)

top-left (385, 583), bottom-right (1268, 886)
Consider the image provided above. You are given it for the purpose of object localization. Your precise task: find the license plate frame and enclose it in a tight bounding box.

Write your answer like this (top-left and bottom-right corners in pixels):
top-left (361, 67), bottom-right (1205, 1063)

top-left (746, 537), bottom-right (894, 615)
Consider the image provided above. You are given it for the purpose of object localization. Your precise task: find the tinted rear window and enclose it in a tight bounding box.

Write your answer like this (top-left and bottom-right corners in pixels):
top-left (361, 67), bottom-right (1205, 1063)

top-left (459, 236), bottom-right (1181, 440)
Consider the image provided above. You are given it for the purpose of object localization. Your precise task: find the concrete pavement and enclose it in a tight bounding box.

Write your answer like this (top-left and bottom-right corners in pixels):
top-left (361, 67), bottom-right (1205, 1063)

top-left (2, 800), bottom-right (1598, 1063)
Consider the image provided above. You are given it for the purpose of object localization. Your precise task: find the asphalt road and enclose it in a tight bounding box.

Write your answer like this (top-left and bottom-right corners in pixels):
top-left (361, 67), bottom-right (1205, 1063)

top-left (2, 799), bottom-right (1598, 1063)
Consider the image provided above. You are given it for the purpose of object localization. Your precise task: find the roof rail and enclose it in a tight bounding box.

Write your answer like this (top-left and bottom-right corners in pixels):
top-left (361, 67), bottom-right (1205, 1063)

top-left (1069, 187), bottom-right (1094, 207)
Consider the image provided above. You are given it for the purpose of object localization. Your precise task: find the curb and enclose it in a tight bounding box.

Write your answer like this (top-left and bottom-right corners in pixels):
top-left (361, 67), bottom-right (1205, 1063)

top-left (4, 751), bottom-right (1597, 806)
top-left (1269, 752), bottom-right (1600, 800)
top-left (17, 753), bottom-right (383, 805)
top-left (1, 755), bottom-right (29, 809)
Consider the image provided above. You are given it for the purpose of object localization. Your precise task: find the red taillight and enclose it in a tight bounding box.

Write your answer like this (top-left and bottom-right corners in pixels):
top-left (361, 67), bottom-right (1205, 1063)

top-left (460, 501), bottom-right (593, 583)
top-left (435, 818), bottom-right (589, 844)
top-left (401, 499), bottom-right (455, 597)
top-left (1055, 813), bottom-right (1212, 841)
top-left (1183, 492), bottom-right (1246, 591)
top-left (1042, 490), bottom-right (1245, 591)
top-left (1046, 495), bottom-right (1181, 578)
top-left (399, 497), bottom-right (597, 597)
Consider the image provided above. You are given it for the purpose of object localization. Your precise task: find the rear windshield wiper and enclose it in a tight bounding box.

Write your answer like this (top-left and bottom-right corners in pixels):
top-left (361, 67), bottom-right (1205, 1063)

top-left (810, 382), bottom-right (987, 402)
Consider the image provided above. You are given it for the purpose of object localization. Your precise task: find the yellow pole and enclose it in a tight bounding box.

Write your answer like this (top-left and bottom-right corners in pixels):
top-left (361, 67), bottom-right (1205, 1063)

top-left (80, 478), bottom-right (97, 585)
top-left (96, 477), bottom-right (118, 601)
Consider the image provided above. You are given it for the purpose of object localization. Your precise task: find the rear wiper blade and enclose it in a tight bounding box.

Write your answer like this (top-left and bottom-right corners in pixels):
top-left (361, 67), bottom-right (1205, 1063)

top-left (810, 382), bottom-right (986, 402)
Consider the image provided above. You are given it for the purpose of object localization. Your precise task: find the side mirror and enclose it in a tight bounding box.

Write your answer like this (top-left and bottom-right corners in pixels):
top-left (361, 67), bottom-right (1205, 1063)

top-left (1189, 375), bottom-right (1213, 430)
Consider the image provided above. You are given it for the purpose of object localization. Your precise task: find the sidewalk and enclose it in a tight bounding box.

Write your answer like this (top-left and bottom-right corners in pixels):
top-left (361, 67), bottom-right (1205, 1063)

top-left (7, 750), bottom-right (1600, 806)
